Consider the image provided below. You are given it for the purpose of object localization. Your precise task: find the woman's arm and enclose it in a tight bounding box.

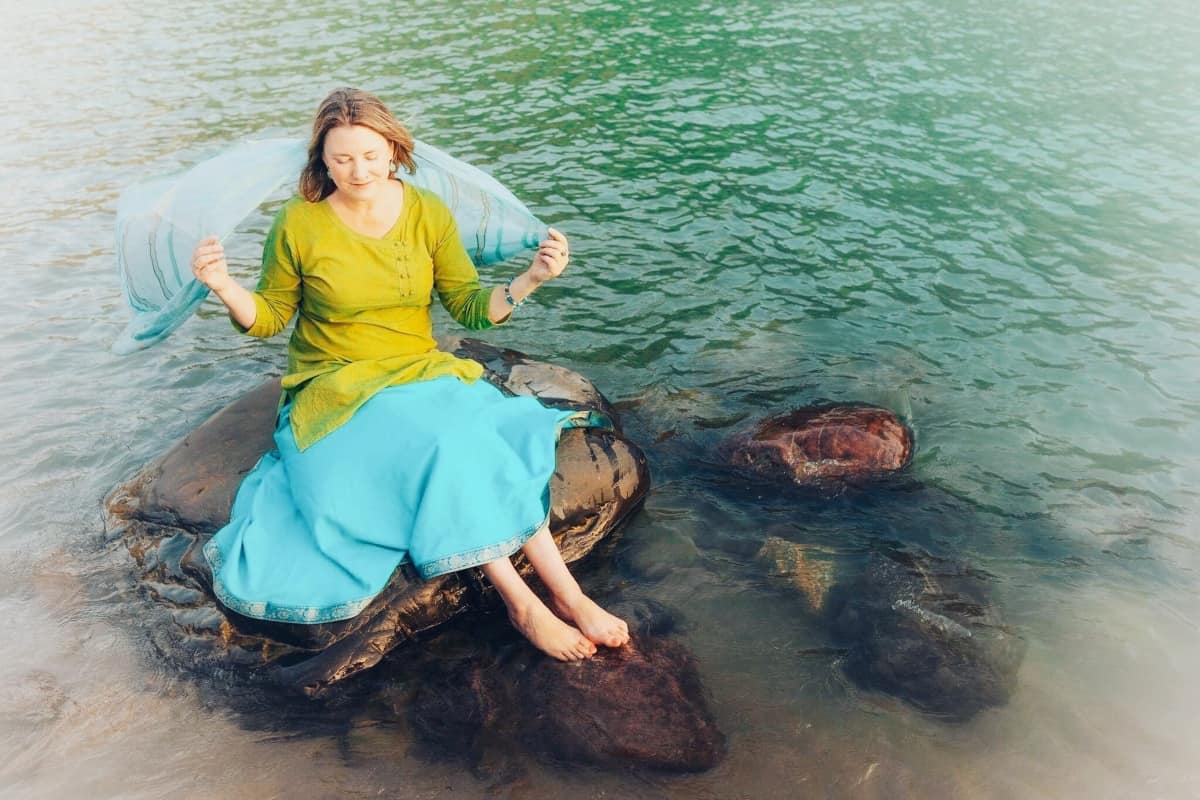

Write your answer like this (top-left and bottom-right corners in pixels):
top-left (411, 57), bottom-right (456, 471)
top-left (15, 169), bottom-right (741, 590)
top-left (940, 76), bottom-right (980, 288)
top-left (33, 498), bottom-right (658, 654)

top-left (191, 208), bottom-right (302, 337)
top-left (484, 228), bottom-right (570, 322)
top-left (192, 236), bottom-right (258, 328)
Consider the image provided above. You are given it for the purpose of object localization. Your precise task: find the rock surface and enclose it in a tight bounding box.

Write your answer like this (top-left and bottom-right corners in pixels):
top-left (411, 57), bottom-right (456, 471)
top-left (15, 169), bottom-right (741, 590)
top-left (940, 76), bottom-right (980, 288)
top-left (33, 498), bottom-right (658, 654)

top-left (407, 602), bottom-right (725, 773)
top-left (825, 549), bottom-right (1025, 721)
top-left (756, 536), bottom-right (837, 614)
top-left (720, 404), bottom-right (913, 484)
top-left (104, 339), bottom-right (650, 696)
top-left (519, 634), bottom-right (725, 771)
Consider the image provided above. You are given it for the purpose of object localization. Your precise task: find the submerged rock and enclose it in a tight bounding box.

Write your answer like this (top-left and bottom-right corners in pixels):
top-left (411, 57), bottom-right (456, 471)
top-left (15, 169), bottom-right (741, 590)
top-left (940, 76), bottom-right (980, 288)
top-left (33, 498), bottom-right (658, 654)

top-left (407, 602), bottom-right (724, 773)
top-left (825, 549), bottom-right (1025, 722)
top-left (519, 634), bottom-right (725, 771)
top-left (755, 536), bottom-right (837, 614)
top-left (104, 339), bottom-right (649, 696)
top-left (407, 659), bottom-right (501, 761)
top-left (720, 404), bottom-right (913, 484)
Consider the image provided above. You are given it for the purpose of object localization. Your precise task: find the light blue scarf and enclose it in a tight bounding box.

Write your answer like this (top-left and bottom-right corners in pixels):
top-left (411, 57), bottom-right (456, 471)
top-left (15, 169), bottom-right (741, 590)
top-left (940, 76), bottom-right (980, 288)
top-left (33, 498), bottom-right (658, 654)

top-left (114, 137), bottom-right (547, 353)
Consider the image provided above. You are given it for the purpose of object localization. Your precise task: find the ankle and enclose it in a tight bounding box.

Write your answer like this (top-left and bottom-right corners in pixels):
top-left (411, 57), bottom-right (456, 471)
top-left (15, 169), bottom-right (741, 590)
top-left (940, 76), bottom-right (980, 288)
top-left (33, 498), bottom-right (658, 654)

top-left (506, 593), bottom-right (550, 624)
top-left (552, 588), bottom-right (588, 611)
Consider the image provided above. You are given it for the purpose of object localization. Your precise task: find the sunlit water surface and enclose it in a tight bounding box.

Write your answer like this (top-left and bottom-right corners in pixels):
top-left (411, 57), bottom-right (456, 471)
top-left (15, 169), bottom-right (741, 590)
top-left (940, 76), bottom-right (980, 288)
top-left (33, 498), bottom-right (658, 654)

top-left (1, 0), bottom-right (1198, 797)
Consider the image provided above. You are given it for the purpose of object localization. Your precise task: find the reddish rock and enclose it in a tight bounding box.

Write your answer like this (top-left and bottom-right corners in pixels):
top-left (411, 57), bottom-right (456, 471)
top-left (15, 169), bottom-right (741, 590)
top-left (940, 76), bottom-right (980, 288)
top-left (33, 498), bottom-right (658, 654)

top-left (721, 404), bottom-right (913, 483)
top-left (519, 635), bottom-right (725, 772)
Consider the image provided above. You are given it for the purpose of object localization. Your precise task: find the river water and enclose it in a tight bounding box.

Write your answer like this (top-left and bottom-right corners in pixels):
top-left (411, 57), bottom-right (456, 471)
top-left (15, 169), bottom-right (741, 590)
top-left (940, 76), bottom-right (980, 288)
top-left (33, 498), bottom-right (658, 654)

top-left (2, 0), bottom-right (1198, 797)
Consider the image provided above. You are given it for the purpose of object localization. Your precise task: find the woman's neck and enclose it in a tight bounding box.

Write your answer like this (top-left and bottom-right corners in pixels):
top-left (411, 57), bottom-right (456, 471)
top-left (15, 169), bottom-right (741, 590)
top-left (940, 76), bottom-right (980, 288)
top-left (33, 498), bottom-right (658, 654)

top-left (329, 178), bottom-right (403, 217)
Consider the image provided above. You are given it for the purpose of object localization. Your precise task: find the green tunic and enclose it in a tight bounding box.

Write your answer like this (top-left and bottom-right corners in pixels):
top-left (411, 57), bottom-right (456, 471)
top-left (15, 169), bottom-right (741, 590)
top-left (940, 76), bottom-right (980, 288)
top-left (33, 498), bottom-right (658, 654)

top-left (235, 182), bottom-right (503, 451)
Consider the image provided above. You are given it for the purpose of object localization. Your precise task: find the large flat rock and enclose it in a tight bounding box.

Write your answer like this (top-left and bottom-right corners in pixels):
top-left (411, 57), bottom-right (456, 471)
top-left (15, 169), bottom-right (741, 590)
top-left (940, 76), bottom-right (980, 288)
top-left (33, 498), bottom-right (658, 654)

top-left (105, 340), bottom-right (650, 696)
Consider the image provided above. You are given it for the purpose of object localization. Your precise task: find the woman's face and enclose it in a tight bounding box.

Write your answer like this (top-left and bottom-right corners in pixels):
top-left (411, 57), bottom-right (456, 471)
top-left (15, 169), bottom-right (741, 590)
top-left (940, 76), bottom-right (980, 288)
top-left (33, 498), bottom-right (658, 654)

top-left (322, 124), bottom-right (393, 201)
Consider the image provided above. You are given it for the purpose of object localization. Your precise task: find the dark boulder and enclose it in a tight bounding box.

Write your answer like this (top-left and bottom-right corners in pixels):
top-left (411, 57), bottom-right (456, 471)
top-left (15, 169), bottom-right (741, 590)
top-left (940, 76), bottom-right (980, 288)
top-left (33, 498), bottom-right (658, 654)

top-left (407, 658), bottom-right (502, 761)
top-left (825, 549), bottom-right (1025, 722)
top-left (104, 339), bottom-right (650, 696)
top-left (406, 600), bottom-right (724, 773)
top-left (519, 633), bottom-right (725, 771)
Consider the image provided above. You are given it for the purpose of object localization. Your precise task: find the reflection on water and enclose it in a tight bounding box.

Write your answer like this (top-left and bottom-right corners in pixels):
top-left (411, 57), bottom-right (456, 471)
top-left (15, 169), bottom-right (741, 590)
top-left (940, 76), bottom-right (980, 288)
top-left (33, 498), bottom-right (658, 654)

top-left (1, 0), bottom-right (1199, 796)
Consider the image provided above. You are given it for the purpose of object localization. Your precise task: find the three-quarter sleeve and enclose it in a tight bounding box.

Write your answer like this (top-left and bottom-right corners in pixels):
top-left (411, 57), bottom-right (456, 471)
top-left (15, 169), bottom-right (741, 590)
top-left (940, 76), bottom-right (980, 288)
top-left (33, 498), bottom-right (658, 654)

top-left (432, 212), bottom-right (498, 331)
top-left (233, 206), bottom-right (301, 338)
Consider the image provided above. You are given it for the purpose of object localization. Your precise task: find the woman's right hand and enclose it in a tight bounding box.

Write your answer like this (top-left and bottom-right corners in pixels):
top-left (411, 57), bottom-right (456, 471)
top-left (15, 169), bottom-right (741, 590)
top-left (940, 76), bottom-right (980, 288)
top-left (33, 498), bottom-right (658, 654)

top-left (192, 236), bottom-right (233, 292)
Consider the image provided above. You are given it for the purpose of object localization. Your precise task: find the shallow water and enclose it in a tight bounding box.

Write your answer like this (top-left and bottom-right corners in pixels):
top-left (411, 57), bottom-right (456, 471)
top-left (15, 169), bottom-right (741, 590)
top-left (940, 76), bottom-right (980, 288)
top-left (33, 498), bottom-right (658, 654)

top-left (2, 0), bottom-right (1199, 796)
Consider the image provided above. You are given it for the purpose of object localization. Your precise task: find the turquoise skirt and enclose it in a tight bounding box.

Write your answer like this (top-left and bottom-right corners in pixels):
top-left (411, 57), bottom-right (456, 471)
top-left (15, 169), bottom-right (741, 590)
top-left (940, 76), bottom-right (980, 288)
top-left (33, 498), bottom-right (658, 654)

top-left (203, 376), bottom-right (598, 624)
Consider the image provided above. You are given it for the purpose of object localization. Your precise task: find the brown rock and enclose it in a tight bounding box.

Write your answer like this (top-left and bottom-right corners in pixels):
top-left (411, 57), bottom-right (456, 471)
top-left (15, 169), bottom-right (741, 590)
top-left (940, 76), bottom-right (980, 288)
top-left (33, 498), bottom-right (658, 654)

top-left (721, 404), bottom-right (913, 484)
top-left (519, 635), bottom-right (726, 772)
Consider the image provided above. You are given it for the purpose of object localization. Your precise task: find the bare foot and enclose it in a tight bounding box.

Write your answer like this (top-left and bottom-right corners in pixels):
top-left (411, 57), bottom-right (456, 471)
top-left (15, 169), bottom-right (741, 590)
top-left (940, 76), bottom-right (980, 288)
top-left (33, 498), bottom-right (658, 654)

top-left (553, 593), bottom-right (630, 648)
top-left (509, 599), bottom-right (597, 661)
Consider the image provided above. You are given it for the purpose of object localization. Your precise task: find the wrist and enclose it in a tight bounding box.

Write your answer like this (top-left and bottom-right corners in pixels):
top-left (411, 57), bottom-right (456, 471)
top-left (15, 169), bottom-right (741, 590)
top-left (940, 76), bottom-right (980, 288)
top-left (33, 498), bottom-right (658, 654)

top-left (513, 271), bottom-right (543, 299)
top-left (209, 277), bottom-right (239, 297)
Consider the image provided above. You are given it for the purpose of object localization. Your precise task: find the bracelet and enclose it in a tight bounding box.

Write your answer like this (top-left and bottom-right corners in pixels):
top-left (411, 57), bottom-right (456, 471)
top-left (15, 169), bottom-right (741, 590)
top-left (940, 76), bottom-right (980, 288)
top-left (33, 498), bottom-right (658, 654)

top-left (503, 278), bottom-right (525, 309)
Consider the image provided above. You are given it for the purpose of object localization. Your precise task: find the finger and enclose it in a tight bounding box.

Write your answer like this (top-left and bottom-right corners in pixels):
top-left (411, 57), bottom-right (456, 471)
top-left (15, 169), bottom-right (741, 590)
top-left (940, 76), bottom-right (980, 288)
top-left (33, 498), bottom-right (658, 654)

top-left (546, 227), bottom-right (568, 245)
top-left (193, 245), bottom-right (224, 262)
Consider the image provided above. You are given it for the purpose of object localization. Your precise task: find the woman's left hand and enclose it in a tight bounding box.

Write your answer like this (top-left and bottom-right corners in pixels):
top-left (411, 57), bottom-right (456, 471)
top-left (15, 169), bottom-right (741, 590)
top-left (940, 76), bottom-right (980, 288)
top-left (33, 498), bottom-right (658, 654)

top-left (527, 228), bottom-right (569, 285)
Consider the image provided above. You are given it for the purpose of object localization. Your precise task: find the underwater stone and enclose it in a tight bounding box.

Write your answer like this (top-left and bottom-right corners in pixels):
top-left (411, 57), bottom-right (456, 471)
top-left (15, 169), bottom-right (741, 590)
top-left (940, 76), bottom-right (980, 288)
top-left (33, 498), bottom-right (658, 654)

top-left (825, 550), bottom-right (1025, 722)
top-left (104, 339), bottom-right (650, 696)
top-left (407, 659), bottom-right (500, 758)
top-left (405, 601), bottom-right (722, 773)
top-left (519, 634), bottom-right (726, 772)
top-left (756, 536), bottom-right (837, 614)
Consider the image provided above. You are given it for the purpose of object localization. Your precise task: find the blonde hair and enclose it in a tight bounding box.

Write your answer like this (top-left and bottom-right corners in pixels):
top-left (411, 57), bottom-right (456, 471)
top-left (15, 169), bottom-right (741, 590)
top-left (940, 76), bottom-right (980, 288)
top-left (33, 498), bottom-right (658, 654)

top-left (299, 88), bottom-right (417, 202)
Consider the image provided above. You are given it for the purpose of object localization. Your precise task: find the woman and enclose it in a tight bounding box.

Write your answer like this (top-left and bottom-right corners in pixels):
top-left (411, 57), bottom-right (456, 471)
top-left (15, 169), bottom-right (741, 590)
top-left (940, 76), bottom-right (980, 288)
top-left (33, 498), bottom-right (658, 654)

top-left (190, 88), bottom-right (628, 662)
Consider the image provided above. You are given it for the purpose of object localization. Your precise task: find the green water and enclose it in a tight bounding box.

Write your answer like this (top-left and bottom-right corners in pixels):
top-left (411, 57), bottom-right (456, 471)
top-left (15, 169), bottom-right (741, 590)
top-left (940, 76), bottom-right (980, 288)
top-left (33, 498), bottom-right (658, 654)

top-left (1, 0), bottom-right (1198, 797)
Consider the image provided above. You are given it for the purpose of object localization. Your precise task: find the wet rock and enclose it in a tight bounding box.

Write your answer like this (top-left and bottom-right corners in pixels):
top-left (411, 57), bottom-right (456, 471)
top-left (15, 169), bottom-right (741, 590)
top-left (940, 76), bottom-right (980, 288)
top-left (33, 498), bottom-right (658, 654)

top-left (442, 335), bottom-right (616, 424)
top-left (405, 600), bottom-right (721, 773)
top-left (825, 549), bottom-right (1025, 722)
top-left (104, 339), bottom-right (650, 696)
top-left (519, 634), bottom-right (725, 772)
top-left (408, 659), bottom-right (500, 758)
top-left (720, 404), bottom-right (913, 484)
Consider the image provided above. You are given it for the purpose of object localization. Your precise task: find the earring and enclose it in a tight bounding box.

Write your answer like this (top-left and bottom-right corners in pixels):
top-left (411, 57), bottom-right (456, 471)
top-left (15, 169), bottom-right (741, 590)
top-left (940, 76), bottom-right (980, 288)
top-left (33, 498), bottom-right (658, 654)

top-left (389, 161), bottom-right (397, 173)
